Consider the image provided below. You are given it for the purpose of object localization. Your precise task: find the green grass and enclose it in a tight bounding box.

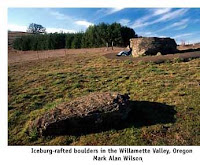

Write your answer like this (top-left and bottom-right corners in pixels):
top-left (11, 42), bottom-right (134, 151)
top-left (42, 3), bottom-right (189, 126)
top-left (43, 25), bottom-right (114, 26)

top-left (8, 53), bottom-right (200, 145)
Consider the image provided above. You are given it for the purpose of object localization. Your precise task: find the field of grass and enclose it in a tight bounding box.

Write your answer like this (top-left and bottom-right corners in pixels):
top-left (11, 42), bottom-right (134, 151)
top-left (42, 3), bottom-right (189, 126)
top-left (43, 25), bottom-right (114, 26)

top-left (8, 51), bottom-right (200, 145)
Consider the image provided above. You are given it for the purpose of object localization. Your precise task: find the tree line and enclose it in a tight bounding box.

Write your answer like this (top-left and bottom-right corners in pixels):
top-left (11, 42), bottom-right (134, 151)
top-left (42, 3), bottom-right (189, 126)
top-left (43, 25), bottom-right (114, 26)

top-left (13, 22), bottom-right (137, 51)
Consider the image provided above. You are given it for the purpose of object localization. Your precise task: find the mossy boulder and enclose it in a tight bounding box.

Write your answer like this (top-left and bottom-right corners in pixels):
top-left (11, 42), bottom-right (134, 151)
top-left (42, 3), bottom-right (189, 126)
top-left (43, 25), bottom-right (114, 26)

top-left (29, 92), bottom-right (130, 136)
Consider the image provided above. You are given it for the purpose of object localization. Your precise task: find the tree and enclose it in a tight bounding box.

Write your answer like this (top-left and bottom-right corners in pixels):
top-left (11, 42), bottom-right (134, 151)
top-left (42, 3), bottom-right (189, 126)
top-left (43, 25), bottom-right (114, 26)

top-left (108, 23), bottom-right (122, 47)
top-left (65, 33), bottom-right (74, 49)
top-left (27, 23), bottom-right (46, 34)
top-left (120, 26), bottom-right (137, 46)
top-left (71, 33), bottom-right (84, 49)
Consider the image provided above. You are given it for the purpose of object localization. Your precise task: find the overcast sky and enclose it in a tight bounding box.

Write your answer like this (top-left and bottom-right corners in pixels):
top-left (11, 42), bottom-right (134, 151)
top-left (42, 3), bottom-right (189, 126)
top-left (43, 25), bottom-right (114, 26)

top-left (8, 8), bottom-right (200, 44)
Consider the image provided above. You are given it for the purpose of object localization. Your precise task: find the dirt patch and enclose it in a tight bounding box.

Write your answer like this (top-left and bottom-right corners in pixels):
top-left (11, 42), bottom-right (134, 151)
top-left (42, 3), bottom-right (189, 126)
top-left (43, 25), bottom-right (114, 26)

top-left (8, 45), bottom-right (200, 65)
top-left (8, 47), bottom-right (122, 65)
top-left (104, 51), bottom-right (200, 63)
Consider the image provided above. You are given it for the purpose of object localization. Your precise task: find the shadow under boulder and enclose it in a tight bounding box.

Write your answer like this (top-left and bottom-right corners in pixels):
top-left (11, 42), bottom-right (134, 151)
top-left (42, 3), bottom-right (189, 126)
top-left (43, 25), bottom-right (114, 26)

top-left (126, 101), bottom-right (177, 128)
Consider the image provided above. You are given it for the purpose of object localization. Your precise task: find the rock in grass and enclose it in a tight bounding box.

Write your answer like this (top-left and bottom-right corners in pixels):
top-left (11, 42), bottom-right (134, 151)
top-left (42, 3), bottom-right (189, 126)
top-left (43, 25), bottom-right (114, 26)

top-left (29, 92), bottom-right (130, 136)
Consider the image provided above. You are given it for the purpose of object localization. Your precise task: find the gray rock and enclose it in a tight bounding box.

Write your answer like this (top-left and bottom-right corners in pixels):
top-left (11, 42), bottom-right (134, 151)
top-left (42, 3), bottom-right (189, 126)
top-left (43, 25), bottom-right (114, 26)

top-left (130, 37), bottom-right (178, 57)
top-left (29, 92), bottom-right (130, 136)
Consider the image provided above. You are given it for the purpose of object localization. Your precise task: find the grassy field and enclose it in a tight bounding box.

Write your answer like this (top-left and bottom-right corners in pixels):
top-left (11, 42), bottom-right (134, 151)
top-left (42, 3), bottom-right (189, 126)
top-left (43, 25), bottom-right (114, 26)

top-left (8, 50), bottom-right (200, 145)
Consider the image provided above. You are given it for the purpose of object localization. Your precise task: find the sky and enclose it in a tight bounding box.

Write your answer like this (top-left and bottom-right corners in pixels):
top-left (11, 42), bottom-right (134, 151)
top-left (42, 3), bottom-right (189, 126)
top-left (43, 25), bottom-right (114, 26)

top-left (8, 8), bottom-right (200, 44)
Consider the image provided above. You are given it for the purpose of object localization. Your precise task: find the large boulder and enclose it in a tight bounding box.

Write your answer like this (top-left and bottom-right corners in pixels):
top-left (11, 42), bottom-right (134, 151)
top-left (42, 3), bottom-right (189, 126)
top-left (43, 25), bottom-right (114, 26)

top-left (29, 92), bottom-right (130, 136)
top-left (130, 37), bottom-right (178, 57)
